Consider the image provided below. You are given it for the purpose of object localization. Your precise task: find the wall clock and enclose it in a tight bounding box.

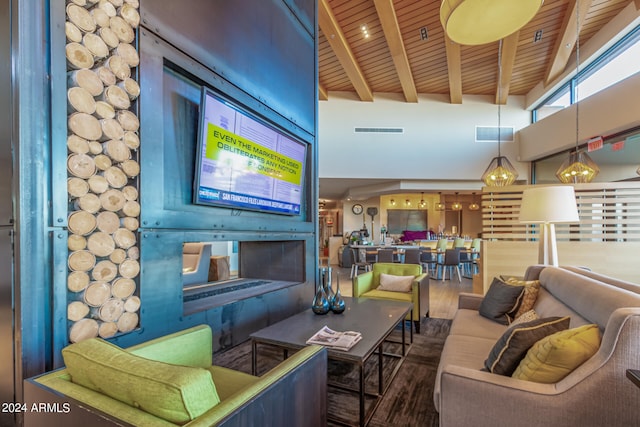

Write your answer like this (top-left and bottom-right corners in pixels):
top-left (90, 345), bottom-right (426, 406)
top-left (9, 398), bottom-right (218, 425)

top-left (351, 204), bottom-right (363, 215)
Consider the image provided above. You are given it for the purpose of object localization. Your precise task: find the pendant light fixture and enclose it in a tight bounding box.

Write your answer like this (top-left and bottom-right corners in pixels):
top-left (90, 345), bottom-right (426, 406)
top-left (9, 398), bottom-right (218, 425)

top-left (555, 2), bottom-right (599, 183)
top-left (440, 0), bottom-right (543, 46)
top-left (468, 192), bottom-right (480, 211)
top-left (481, 39), bottom-right (519, 187)
top-left (451, 192), bottom-right (462, 211)
top-left (419, 192), bottom-right (427, 208)
top-left (436, 192), bottom-right (446, 211)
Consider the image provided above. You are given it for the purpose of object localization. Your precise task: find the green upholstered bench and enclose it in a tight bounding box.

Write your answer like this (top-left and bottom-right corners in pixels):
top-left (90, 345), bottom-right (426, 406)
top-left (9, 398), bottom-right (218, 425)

top-left (24, 325), bottom-right (327, 426)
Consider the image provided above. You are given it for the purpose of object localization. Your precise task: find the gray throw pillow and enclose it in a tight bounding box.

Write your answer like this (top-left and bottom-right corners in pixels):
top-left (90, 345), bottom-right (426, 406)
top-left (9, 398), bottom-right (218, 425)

top-left (479, 277), bottom-right (525, 325)
top-left (483, 316), bottom-right (571, 376)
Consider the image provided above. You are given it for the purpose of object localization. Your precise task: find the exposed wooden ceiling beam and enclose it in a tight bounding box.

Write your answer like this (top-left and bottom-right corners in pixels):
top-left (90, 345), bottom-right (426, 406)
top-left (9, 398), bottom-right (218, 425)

top-left (544, 0), bottom-right (593, 85)
top-left (318, 0), bottom-right (374, 102)
top-left (496, 32), bottom-right (519, 105)
top-left (636, 0), bottom-right (640, 10)
top-left (319, 83), bottom-right (328, 101)
top-left (444, 34), bottom-right (462, 104)
top-left (372, 0), bottom-right (418, 103)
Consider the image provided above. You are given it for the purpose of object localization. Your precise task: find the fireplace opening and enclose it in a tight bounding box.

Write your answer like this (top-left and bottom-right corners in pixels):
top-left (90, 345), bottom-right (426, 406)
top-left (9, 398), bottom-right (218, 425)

top-left (182, 240), bottom-right (306, 314)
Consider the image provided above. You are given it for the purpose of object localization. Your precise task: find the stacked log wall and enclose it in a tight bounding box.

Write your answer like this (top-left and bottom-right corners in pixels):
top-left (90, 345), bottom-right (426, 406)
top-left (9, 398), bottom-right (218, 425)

top-left (64, 0), bottom-right (141, 342)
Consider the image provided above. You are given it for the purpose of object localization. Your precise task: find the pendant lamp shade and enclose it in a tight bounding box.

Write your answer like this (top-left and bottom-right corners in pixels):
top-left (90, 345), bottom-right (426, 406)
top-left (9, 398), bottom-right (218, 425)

top-left (436, 192), bottom-right (446, 211)
top-left (468, 192), bottom-right (480, 211)
top-left (481, 155), bottom-right (518, 187)
top-left (440, 0), bottom-right (543, 45)
top-left (555, 151), bottom-right (599, 183)
top-left (555, 1), bottom-right (599, 184)
top-left (451, 192), bottom-right (462, 211)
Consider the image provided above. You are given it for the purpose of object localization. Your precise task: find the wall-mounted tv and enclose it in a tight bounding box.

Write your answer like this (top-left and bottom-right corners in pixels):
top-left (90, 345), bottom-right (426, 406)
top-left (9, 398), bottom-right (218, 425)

top-left (194, 88), bottom-right (307, 215)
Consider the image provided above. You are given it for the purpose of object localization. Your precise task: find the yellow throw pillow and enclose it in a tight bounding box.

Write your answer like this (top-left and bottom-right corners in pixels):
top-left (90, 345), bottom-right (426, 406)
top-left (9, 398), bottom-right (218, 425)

top-left (512, 324), bottom-right (601, 383)
top-left (504, 277), bottom-right (540, 318)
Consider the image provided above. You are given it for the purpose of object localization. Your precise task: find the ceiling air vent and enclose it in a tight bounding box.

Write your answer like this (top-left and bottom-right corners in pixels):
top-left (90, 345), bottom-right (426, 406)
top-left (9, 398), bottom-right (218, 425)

top-left (354, 127), bottom-right (404, 134)
top-left (475, 126), bottom-right (514, 143)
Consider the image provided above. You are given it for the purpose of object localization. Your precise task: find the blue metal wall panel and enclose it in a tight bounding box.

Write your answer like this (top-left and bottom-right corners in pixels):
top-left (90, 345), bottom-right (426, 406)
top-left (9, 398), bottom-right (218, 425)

top-left (140, 0), bottom-right (316, 136)
top-left (139, 29), bottom-right (315, 230)
top-left (10, 0), bottom-right (317, 391)
top-left (109, 230), bottom-right (311, 351)
top-left (13, 0), bottom-right (54, 389)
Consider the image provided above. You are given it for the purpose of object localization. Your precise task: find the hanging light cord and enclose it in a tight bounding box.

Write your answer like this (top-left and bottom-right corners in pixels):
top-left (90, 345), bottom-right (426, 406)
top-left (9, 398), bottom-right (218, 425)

top-left (497, 39), bottom-right (503, 157)
top-left (575, 3), bottom-right (580, 152)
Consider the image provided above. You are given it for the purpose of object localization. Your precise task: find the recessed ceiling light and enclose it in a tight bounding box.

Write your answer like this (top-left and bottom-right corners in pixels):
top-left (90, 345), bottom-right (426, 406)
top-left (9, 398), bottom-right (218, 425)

top-left (534, 29), bottom-right (543, 43)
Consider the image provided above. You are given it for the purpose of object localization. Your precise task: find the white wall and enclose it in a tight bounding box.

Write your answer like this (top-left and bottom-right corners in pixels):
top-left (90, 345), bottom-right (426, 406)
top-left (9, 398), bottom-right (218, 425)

top-left (318, 92), bottom-right (532, 186)
top-left (519, 72), bottom-right (640, 161)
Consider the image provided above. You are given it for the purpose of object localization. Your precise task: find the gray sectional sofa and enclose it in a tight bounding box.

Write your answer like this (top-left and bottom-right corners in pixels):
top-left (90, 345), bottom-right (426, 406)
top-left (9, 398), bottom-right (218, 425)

top-left (434, 265), bottom-right (640, 427)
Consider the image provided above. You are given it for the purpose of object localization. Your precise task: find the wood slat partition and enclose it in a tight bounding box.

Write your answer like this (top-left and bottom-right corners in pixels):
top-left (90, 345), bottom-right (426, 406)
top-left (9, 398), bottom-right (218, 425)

top-left (478, 183), bottom-right (640, 293)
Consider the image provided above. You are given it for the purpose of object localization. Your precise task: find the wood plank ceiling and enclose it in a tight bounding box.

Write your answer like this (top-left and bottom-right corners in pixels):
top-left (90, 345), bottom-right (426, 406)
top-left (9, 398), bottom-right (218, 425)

top-left (318, 0), bottom-right (636, 105)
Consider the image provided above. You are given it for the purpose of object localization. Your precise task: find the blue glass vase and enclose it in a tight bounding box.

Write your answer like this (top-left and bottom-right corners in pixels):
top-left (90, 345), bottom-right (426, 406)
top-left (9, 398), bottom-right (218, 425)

top-left (323, 267), bottom-right (334, 303)
top-left (330, 271), bottom-right (345, 314)
top-left (312, 268), bottom-right (330, 315)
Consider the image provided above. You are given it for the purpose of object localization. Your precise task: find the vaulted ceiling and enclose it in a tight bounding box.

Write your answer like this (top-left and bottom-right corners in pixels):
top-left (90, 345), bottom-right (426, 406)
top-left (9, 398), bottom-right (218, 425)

top-left (318, 0), bottom-right (638, 104)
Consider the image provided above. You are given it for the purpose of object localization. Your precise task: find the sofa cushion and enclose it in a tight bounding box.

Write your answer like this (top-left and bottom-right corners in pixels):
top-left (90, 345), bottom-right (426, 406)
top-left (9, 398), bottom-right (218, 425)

top-left (532, 287), bottom-right (590, 328)
top-left (512, 324), bottom-right (601, 383)
top-left (62, 338), bottom-right (220, 424)
top-left (401, 230), bottom-right (428, 241)
top-left (538, 267), bottom-right (640, 329)
top-left (504, 277), bottom-right (540, 318)
top-left (483, 316), bottom-right (570, 376)
top-left (378, 273), bottom-right (414, 292)
top-left (479, 278), bottom-right (525, 325)
top-left (361, 289), bottom-right (413, 303)
top-left (449, 309), bottom-right (508, 341)
top-left (433, 334), bottom-right (497, 412)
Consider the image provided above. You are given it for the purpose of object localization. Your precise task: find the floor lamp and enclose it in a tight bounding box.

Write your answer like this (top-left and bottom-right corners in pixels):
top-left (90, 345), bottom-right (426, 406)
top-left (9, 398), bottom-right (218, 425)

top-left (519, 186), bottom-right (579, 267)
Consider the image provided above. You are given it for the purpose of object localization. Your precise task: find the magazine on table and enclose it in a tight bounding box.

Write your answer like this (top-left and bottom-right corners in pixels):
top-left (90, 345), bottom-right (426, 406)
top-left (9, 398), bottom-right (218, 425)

top-left (306, 325), bottom-right (362, 351)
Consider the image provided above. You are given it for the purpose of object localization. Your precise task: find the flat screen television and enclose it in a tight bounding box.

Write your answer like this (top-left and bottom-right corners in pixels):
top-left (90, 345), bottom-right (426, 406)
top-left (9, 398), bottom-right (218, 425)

top-left (193, 87), bottom-right (307, 215)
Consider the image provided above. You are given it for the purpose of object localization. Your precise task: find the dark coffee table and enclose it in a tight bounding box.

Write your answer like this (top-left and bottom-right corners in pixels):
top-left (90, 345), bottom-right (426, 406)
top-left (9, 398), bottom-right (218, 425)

top-left (250, 297), bottom-right (413, 426)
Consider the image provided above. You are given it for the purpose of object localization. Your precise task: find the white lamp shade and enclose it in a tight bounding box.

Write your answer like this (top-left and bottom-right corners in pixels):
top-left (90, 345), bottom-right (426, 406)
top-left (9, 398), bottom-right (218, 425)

top-left (519, 186), bottom-right (580, 224)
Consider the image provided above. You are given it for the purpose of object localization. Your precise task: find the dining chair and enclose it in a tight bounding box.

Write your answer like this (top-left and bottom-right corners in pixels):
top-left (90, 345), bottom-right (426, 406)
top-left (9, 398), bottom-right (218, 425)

top-left (349, 247), bottom-right (372, 278)
top-left (403, 248), bottom-right (421, 264)
top-left (468, 238), bottom-right (482, 276)
top-left (459, 249), bottom-right (474, 277)
top-left (419, 249), bottom-right (436, 275)
top-left (436, 248), bottom-right (462, 282)
top-left (376, 248), bottom-right (395, 263)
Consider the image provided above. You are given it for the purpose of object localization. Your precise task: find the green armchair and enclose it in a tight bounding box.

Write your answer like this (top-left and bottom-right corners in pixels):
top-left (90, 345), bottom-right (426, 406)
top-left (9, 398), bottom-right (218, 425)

top-left (24, 325), bottom-right (327, 426)
top-left (353, 262), bottom-right (429, 333)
